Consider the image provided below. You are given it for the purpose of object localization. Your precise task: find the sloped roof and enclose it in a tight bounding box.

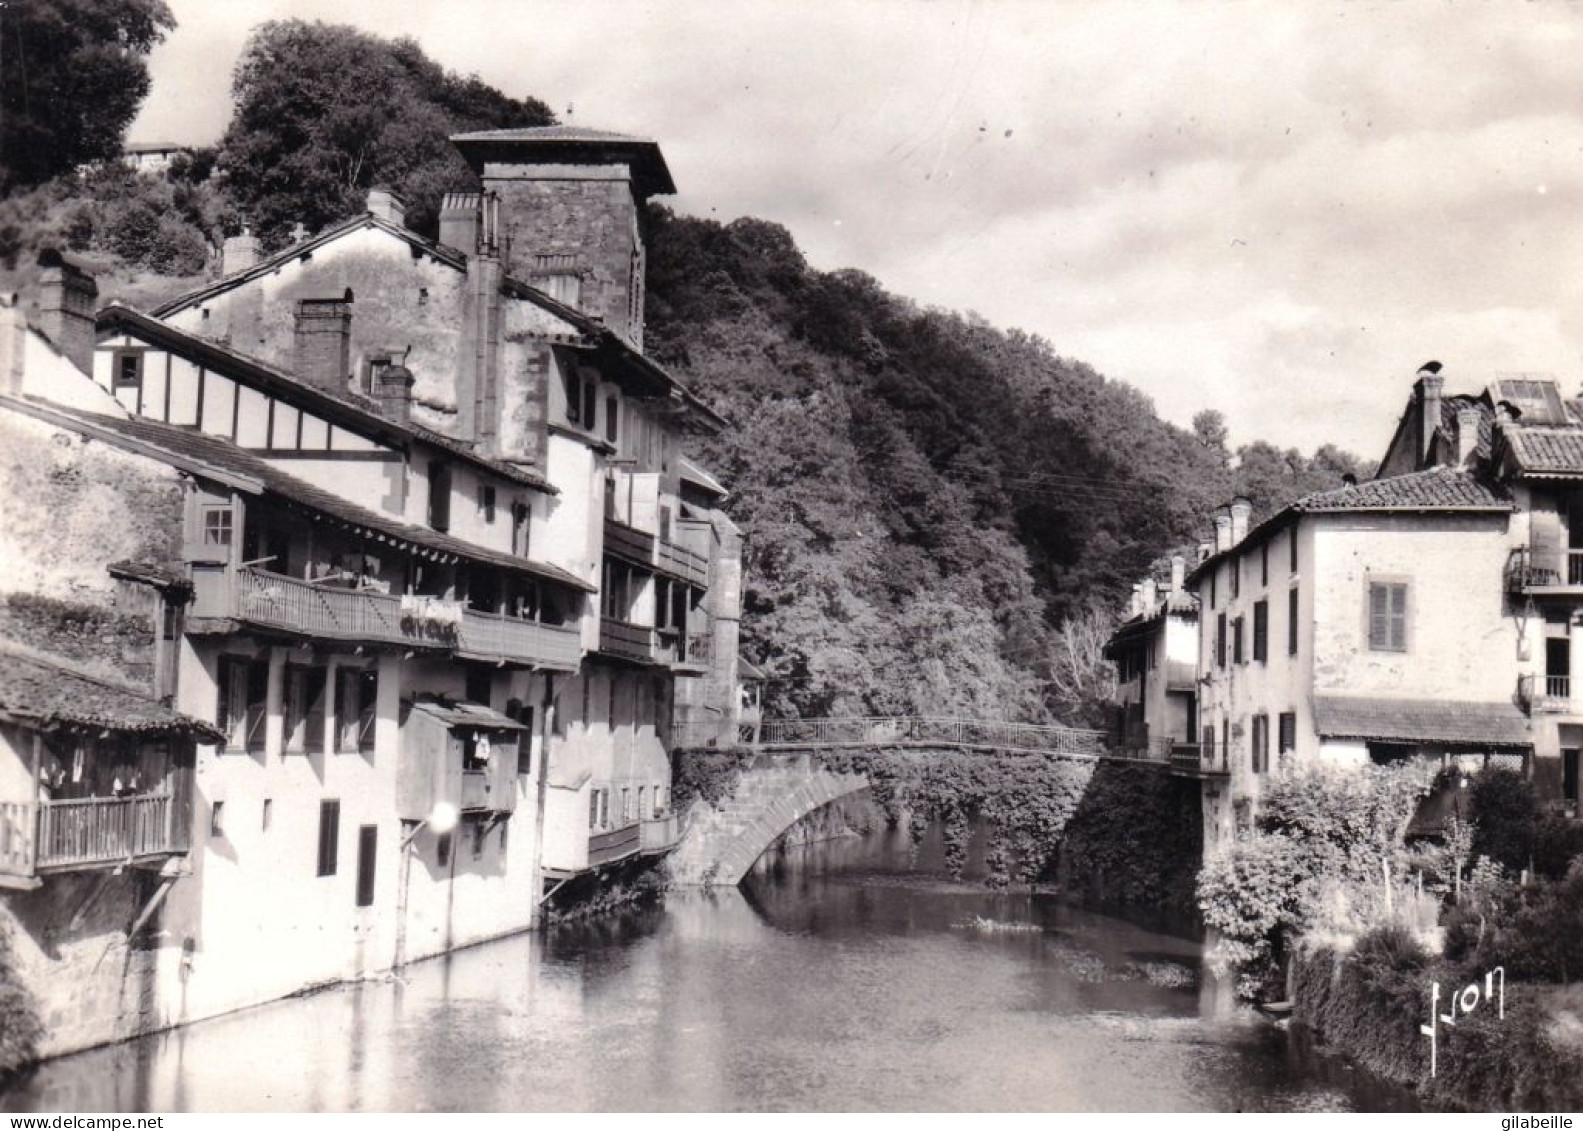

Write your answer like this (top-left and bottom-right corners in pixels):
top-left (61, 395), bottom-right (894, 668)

top-left (1313, 695), bottom-right (1530, 748)
top-left (5, 397), bottom-right (595, 593)
top-left (1502, 427), bottom-right (1583, 477)
top-left (1440, 394), bottom-right (1494, 462)
top-left (679, 456), bottom-right (728, 500)
top-left (450, 126), bottom-right (675, 196)
top-left (407, 697), bottom-right (526, 731)
top-left (1186, 468), bottom-right (1510, 587)
top-left (0, 647), bottom-right (223, 741)
top-left (1294, 466), bottom-right (1511, 511)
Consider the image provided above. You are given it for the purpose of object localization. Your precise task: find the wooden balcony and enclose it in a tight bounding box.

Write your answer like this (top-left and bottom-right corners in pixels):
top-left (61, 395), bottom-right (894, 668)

top-left (1506, 547), bottom-right (1583, 595)
top-left (588, 822), bottom-right (642, 868)
top-left (640, 813), bottom-right (680, 854)
top-left (599, 616), bottom-right (658, 665)
top-left (192, 566), bottom-right (580, 670)
top-left (0, 794), bottom-right (189, 885)
top-left (604, 517), bottom-right (710, 588)
top-left (657, 627), bottom-right (711, 672)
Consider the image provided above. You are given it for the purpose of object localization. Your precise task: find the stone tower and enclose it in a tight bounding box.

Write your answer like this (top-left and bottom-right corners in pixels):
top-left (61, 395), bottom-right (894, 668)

top-left (450, 126), bottom-right (676, 352)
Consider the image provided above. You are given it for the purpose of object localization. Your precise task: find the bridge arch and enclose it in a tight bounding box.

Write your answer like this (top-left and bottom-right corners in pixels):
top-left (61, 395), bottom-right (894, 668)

top-left (667, 716), bottom-right (1217, 888)
top-left (667, 754), bottom-right (873, 886)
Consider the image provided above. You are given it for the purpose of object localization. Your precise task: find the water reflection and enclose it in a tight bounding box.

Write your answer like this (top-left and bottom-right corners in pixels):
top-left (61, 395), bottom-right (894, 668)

top-left (2, 826), bottom-right (1419, 1112)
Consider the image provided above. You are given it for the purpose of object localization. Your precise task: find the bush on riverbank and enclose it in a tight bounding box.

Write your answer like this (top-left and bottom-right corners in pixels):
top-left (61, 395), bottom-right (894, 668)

top-left (1058, 762), bottom-right (1203, 916)
top-left (1197, 760), bottom-right (1437, 1000)
top-left (0, 918), bottom-right (41, 1078)
top-left (1294, 929), bottom-right (1583, 1111)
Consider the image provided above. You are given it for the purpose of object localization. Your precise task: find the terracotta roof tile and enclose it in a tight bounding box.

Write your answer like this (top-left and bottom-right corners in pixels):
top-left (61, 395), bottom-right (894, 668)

top-left (1504, 427), bottom-right (1583, 476)
top-left (1313, 695), bottom-right (1530, 747)
top-left (1296, 466), bottom-right (1511, 512)
top-left (0, 647), bottom-right (223, 740)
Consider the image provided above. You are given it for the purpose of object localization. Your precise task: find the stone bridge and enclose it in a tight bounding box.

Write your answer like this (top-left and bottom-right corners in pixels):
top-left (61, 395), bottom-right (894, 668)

top-left (666, 715), bottom-right (1218, 887)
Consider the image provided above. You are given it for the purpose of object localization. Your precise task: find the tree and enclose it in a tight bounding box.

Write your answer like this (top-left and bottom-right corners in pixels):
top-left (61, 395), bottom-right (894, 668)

top-left (1192, 408), bottom-right (1229, 456)
top-left (1044, 606), bottom-right (1117, 728)
top-left (0, 0), bottom-right (175, 189)
top-left (217, 21), bottom-right (554, 244)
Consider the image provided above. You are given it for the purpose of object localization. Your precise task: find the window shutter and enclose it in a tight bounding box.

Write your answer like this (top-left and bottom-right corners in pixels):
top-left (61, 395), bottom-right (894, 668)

top-left (1253, 601), bottom-right (1268, 662)
top-left (1369, 583), bottom-right (1389, 649)
top-left (1216, 613), bottom-right (1227, 668)
top-left (245, 661), bottom-right (268, 749)
top-left (1288, 588), bottom-right (1299, 656)
top-left (1279, 711), bottom-right (1296, 753)
top-left (317, 800), bottom-right (340, 877)
top-left (355, 825), bottom-right (377, 908)
top-left (1389, 584), bottom-right (1408, 650)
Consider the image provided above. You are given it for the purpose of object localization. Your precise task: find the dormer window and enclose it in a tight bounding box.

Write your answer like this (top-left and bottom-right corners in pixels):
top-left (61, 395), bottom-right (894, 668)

top-left (113, 351), bottom-right (143, 389)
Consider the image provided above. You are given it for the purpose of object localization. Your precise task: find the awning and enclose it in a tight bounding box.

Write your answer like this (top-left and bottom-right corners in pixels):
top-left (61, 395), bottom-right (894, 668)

top-left (1312, 695), bottom-right (1531, 748)
top-left (406, 699), bottom-right (526, 730)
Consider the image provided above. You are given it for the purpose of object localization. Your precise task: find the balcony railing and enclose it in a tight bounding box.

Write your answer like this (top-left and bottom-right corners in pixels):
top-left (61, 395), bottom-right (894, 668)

top-left (603, 517), bottom-right (710, 588)
top-left (588, 822), bottom-right (642, 868)
top-left (1506, 547), bottom-right (1583, 592)
top-left (1549, 674), bottom-right (1572, 700)
top-left (35, 794), bottom-right (185, 871)
top-left (192, 566), bottom-right (580, 671)
top-left (640, 813), bottom-right (680, 854)
top-left (1519, 672), bottom-right (1573, 714)
top-left (600, 616), bottom-right (657, 664)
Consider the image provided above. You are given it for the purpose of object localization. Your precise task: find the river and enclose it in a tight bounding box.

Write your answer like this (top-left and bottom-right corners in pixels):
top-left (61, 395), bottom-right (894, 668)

top-left (1, 825), bottom-right (1418, 1112)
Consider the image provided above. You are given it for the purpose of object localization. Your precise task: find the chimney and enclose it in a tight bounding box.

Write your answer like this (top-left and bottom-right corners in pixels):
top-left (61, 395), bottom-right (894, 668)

top-left (293, 293), bottom-right (352, 395)
top-left (371, 363), bottom-right (414, 425)
top-left (222, 228), bottom-right (260, 275)
top-left (1417, 361), bottom-right (1444, 465)
top-left (1229, 497), bottom-right (1252, 546)
top-left (1140, 577), bottom-right (1158, 614)
top-left (1170, 554), bottom-right (1186, 594)
top-left (1196, 541), bottom-right (1214, 564)
top-left (1213, 508), bottom-right (1233, 554)
top-left (1456, 406), bottom-right (1482, 466)
top-left (439, 192), bottom-right (481, 254)
top-left (0, 294), bottom-right (24, 397)
top-left (35, 249), bottom-right (97, 375)
top-left (366, 187), bottom-right (406, 228)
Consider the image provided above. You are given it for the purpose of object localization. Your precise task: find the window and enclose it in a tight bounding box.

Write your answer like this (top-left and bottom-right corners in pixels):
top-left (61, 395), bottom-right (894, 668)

top-left (1215, 612), bottom-right (1227, 669)
top-left (608, 675), bottom-right (618, 726)
top-left (317, 800), bottom-right (341, 877)
top-left (1278, 712), bottom-right (1297, 755)
top-left (1231, 557), bottom-right (1241, 599)
top-left (203, 507), bottom-right (233, 548)
top-left (1202, 726), bottom-right (1216, 767)
top-left (515, 708), bottom-right (535, 774)
top-left (1368, 581), bottom-right (1408, 652)
top-left (637, 786), bottom-right (646, 819)
top-left (582, 382), bottom-right (598, 433)
top-left (210, 800), bottom-right (225, 837)
top-left (1289, 530), bottom-right (1299, 574)
top-left (598, 789), bottom-right (609, 827)
top-left (1252, 600), bottom-right (1268, 663)
top-left (589, 788), bottom-right (600, 829)
top-left (479, 484), bottom-right (496, 523)
top-left (622, 787), bottom-right (632, 823)
top-left (566, 371), bottom-right (584, 425)
top-left (1288, 588), bottom-right (1299, 656)
top-left (437, 832), bottom-right (452, 868)
top-left (1251, 714), bottom-right (1270, 774)
top-left (1210, 570), bottom-right (1217, 609)
top-left (653, 786), bottom-right (664, 818)
top-left (541, 273), bottom-right (582, 306)
top-left (113, 351), bottom-right (143, 389)
top-left (1260, 543), bottom-right (1269, 587)
top-left (355, 825), bottom-right (377, 908)
top-left (337, 668), bottom-right (378, 753)
top-left (581, 675), bottom-right (592, 727)
top-left (1233, 616), bottom-right (1245, 665)
top-left (284, 665), bottom-right (328, 753)
top-left (605, 395), bottom-right (619, 444)
top-left (512, 503), bottom-right (531, 557)
top-left (428, 463), bottom-right (452, 532)
top-left (217, 656), bottom-right (268, 751)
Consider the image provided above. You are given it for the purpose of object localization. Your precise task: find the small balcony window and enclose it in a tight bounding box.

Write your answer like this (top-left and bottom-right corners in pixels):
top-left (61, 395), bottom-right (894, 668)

top-left (203, 506), bottom-right (233, 548)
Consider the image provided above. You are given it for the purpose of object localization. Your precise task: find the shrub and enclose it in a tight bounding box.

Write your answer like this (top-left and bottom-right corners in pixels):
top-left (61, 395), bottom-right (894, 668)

top-left (1293, 929), bottom-right (1432, 1085)
top-left (1534, 813), bottom-right (1583, 880)
top-left (1469, 769), bottom-right (1537, 872)
top-left (0, 919), bottom-right (41, 1078)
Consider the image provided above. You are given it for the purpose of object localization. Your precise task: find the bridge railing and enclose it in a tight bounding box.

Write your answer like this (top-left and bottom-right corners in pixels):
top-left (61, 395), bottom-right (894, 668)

top-left (672, 715), bottom-right (1111, 755)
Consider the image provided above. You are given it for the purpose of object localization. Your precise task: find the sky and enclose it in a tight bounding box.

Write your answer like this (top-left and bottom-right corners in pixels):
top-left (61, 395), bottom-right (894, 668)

top-left (131, 0), bottom-right (1583, 458)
